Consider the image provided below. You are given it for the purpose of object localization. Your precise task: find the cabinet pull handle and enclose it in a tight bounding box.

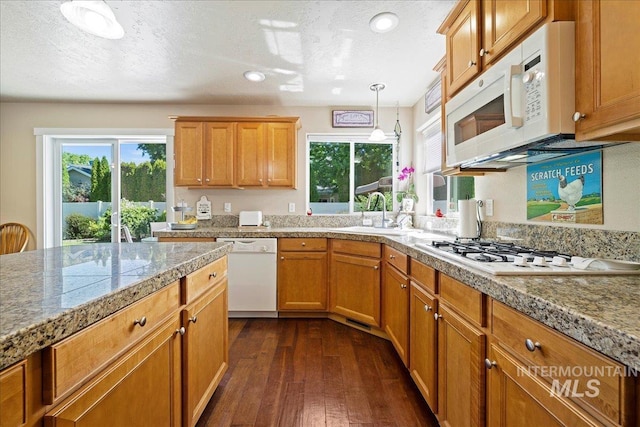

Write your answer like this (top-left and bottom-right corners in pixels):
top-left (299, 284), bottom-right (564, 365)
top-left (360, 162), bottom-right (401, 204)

top-left (209, 272), bottom-right (217, 278)
top-left (176, 327), bottom-right (186, 336)
top-left (484, 358), bottom-right (497, 369)
top-left (573, 112), bottom-right (586, 122)
top-left (468, 60), bottom-right (476, 67)
top-left (373, 265), bottom-right (379, 270)
top-left (424, 305), bottom-right (432, 312)
top-left (133, 316), bottom-right (147, 327)
top-left (525, 339), bottom-right (541, 352)
top-left (434, 313), bottom-right (442, 320)
top-left (188, 316), bottom-right (198, 324)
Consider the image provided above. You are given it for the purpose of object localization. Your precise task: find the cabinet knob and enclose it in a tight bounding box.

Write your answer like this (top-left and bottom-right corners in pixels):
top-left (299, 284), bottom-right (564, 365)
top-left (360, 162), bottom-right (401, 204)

top-left (197, 178), bottom-right (202, 182)
top-left (267, 179), bottom-right (272, 182)
top-left (484, 358), bottom-right (497, 369)
top-left (176, 327), bottom-right (186, 336)
top-left (400, 284), bottom-right (407, 289)
top-left (525, 339), bottom-right (541, 352)
top-left (468, 60), bottom-right (476, 67)
top-left (301, 242), bottom-right (306, 246)
top-left (373, 265), bottom-right (379, 270)
top-left (205, 178), bottom-right (210, 182)
top-left (188, 316), bottom-right (198, 324)
top-left (573, 112), bottom-right (586, 122)
top-left (434, 313), bottom-right (442, 321)
top-left (209, 272), bottom-right (217, 279)
top-left (479, 48), bottom-right (490, 57)
top-left (389, 254), bottom-right (396, 259)
top-left (133, 316), bottom-right (147, 327)
top-left (424, 305), bottom-right (432, 312)
top-left (259, 178), bottom-right (263, 183)
top-left (281, 256), bottom-right (285, 260)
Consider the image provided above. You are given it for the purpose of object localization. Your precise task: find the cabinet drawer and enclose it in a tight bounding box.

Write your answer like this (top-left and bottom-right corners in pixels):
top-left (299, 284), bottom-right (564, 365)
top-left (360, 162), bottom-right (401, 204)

top-left (439, 274), bottom-right (485, 327)
top-left (491, 300), bottom-right (633, 426)
top-left (43, 281), bottom-right (180, 404)
top-left (384, 245), bottom-right (407, 274)
top-left (331, 239), bottom-right (381, 258)
top-left (279, 238), bottom-right (327, 252)
top-left (183, 256), bottom-right (228, 303)
top-left (0, 360), bottom-right (26, 427)
top-left (409, 258), bottom-right (437, 294)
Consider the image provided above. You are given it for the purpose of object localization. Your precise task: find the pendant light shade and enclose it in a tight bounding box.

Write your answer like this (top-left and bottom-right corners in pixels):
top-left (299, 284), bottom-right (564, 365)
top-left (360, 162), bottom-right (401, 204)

top-left (369, 83), bottom-right (387, 142)
top-left (60, 1), bottom-right (124, 39)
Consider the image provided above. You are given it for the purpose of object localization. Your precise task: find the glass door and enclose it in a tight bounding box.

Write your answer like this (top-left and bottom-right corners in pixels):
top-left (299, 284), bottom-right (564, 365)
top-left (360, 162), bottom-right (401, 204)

top-left (58, 138), bottom-right (166, 245)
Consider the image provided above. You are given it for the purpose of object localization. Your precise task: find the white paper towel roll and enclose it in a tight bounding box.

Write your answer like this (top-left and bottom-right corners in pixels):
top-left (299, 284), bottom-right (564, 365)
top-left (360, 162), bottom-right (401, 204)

top-left (458, 199), bottom-right (478, 238)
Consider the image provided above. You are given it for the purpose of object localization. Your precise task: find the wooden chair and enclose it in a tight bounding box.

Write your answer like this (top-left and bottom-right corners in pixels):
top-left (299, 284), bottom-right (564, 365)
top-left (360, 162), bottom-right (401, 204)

top-left (0, 222), bottom-right (29, 254)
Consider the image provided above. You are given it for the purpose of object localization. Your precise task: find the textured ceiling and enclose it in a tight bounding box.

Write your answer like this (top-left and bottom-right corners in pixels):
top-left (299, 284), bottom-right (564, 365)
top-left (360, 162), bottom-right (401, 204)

top-left (0, 1), bottom-right (456, 107)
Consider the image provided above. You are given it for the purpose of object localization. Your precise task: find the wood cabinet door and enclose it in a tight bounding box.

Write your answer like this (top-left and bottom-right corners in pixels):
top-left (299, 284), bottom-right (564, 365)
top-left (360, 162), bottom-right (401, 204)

top-left (329, 252), bottom-right (381, 327)
top-left (382, 264), bottom-right (409, 366)
top-left (486, 344), bottom-right (599, 427)
top-left (446, 0), bottom-right (481, 95)
top-left (266, 122), bottom-right (296, 188)
top-left (204, 122), bottom-right (235, 187)
top-left (236, 122), bottom-right (265, 187)
top-left (409, 283), bottom-right (438, 413)
top-left (575, 0), bottom-right (640, 141)
top-left (175, 121), bottom-right (204, 186)
top-left (481, 0), bottom-right (545, 67)
top-left (437, 304), bottom-right (485, 427)
top-left (278, 251), bottom-right (328, 311)
top-left (0, 360), bottom-right (26, 427)
top-left (182, 280), bottom-right (228, 427)
top-left (44, 317), bottom-right (182, 427)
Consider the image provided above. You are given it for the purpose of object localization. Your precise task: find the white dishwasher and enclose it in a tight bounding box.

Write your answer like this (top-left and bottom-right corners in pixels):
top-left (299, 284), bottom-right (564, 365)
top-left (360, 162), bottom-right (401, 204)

top-left (217, 238), bottom-right (278, 318)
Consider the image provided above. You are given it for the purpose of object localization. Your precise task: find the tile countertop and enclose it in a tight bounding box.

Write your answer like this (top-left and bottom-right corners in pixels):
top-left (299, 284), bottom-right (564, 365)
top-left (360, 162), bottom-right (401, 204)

top-left (156, 227), bottom-right (640, 371)
top-left (0, 242), bottom-right (231, 370)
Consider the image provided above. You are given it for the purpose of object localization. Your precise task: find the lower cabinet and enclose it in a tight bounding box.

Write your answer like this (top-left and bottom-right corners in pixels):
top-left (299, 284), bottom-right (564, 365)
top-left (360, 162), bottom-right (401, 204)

top-left (409, 282), bottom-right (438, 412)
top-left (44, 316), bottom-right (183, 427)
top-left (382, 261), bottom-right (409, 366)
top-left (436, 303), bottom-right (486, 427)
top-left (486, 344), bottom-right (600, 426)
top-left (0, 360), bottom-right (27, 427)
top-left (182, 280), bottom-right (228, 427)
top-left (329, 240), bottom-right (381, 327)
top-left (277, 238), bottom-right (328, 311)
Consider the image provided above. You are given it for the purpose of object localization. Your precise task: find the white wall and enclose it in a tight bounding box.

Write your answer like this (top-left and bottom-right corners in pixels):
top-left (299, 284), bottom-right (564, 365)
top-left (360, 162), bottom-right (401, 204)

top-left (0, 102), bottom-right (414, 248)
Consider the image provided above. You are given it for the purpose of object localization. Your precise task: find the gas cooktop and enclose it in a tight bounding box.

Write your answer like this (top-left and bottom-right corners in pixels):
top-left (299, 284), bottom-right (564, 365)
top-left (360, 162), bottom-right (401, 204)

top-left (414, 240), bottom-right (640, 276)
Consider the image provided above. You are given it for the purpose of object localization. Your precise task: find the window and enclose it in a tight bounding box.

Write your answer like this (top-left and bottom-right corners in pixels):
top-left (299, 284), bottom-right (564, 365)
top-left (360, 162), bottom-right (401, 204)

top-left (307, 135), bottom-right (394, 214)
top-left (419, 113), bottom-right (474, 215)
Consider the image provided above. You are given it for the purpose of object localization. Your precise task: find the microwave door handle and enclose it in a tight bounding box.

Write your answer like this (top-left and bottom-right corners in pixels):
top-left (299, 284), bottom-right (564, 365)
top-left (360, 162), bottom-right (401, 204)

top-left (506, 64), bottom-right (524, 128)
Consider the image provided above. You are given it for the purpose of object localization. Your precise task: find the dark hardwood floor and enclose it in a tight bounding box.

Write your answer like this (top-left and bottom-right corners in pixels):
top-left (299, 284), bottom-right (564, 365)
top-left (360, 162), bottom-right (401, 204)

top-left (196, 318), bottom-right (439, 427)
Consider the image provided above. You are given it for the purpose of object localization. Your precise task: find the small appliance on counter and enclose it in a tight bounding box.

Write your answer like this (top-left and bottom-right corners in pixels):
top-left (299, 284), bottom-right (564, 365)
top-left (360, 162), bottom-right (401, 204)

top-left (239, 211), bottom-right (263, 228)
top-left (196, 195), bottom-right (212, 220)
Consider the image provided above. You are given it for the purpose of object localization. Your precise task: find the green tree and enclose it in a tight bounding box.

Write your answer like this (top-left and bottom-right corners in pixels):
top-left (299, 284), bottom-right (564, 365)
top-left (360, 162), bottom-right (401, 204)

top-left (137, 144), bottom-right (166, 162)
top-left (90, 156), bottom-right (111, 201)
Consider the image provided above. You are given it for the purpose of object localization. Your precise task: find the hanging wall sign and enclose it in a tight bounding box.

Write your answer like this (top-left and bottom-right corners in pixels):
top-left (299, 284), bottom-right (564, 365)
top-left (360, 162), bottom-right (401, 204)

top-left (526, 151), bottom-right (603, 224)
top-left (332, 110), bottom-right (374, 128)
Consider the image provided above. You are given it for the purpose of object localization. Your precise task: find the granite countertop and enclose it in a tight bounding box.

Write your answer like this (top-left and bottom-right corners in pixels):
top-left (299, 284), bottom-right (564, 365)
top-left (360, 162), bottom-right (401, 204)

top-left (156, 226), bottom-right (640, 370)
top-left (0, 242), bottom-right (231, 370)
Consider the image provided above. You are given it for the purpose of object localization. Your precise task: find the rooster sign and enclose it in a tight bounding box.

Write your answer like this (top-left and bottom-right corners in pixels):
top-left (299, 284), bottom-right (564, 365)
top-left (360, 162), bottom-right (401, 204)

top-left (526, 151), bottom-right (603, 224)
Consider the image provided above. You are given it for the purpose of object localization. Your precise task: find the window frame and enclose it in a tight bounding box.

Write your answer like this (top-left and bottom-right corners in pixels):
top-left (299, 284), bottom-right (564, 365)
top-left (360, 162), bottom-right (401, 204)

top-left (305, 133), bottom-right (396, 215)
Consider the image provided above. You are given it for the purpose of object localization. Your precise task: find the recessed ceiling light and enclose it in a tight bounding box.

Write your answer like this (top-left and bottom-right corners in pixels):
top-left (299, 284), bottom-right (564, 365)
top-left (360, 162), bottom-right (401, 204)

top-left (369, 12), bottom-right (399, 33)
top-left (243, 71), bottom-right (266, 82)
top-left (60, 0), bottom-right (124, 39)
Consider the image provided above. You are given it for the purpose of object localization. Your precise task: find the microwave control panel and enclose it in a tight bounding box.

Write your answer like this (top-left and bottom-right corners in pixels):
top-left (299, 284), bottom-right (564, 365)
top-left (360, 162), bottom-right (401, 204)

top-left (523, 54), bottom-right (543, 123)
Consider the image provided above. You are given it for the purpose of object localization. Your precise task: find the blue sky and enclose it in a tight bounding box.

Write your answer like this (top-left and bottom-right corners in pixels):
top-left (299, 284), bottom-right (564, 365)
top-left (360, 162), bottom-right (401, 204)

top-left (63, 143), bottom-right (151, 164)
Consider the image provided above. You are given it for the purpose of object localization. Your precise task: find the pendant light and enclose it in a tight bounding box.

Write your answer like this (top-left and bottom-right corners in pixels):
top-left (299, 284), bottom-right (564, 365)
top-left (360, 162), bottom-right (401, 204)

top-left (60, 0), bottom-right (124, 39)
top-left (369, 83), bottom-right (386, 141)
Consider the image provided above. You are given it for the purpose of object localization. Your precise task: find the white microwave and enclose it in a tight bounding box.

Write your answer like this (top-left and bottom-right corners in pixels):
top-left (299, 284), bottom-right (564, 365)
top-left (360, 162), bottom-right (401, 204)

top-left (445, 22), bottom-right (577, 169)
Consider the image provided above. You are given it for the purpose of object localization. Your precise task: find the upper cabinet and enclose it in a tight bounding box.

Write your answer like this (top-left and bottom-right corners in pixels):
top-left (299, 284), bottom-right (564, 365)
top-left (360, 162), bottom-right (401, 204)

top-left (574, 0), bottom-right (640, 141)
top-left (173, 116), bottom-right (300, 189)
top-left (438, 0), bottom-right (572, 97)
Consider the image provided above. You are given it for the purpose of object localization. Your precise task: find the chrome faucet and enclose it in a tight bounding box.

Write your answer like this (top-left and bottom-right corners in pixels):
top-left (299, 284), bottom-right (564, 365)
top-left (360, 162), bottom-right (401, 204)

top-left (367, 192), bottom-right (394, 228)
